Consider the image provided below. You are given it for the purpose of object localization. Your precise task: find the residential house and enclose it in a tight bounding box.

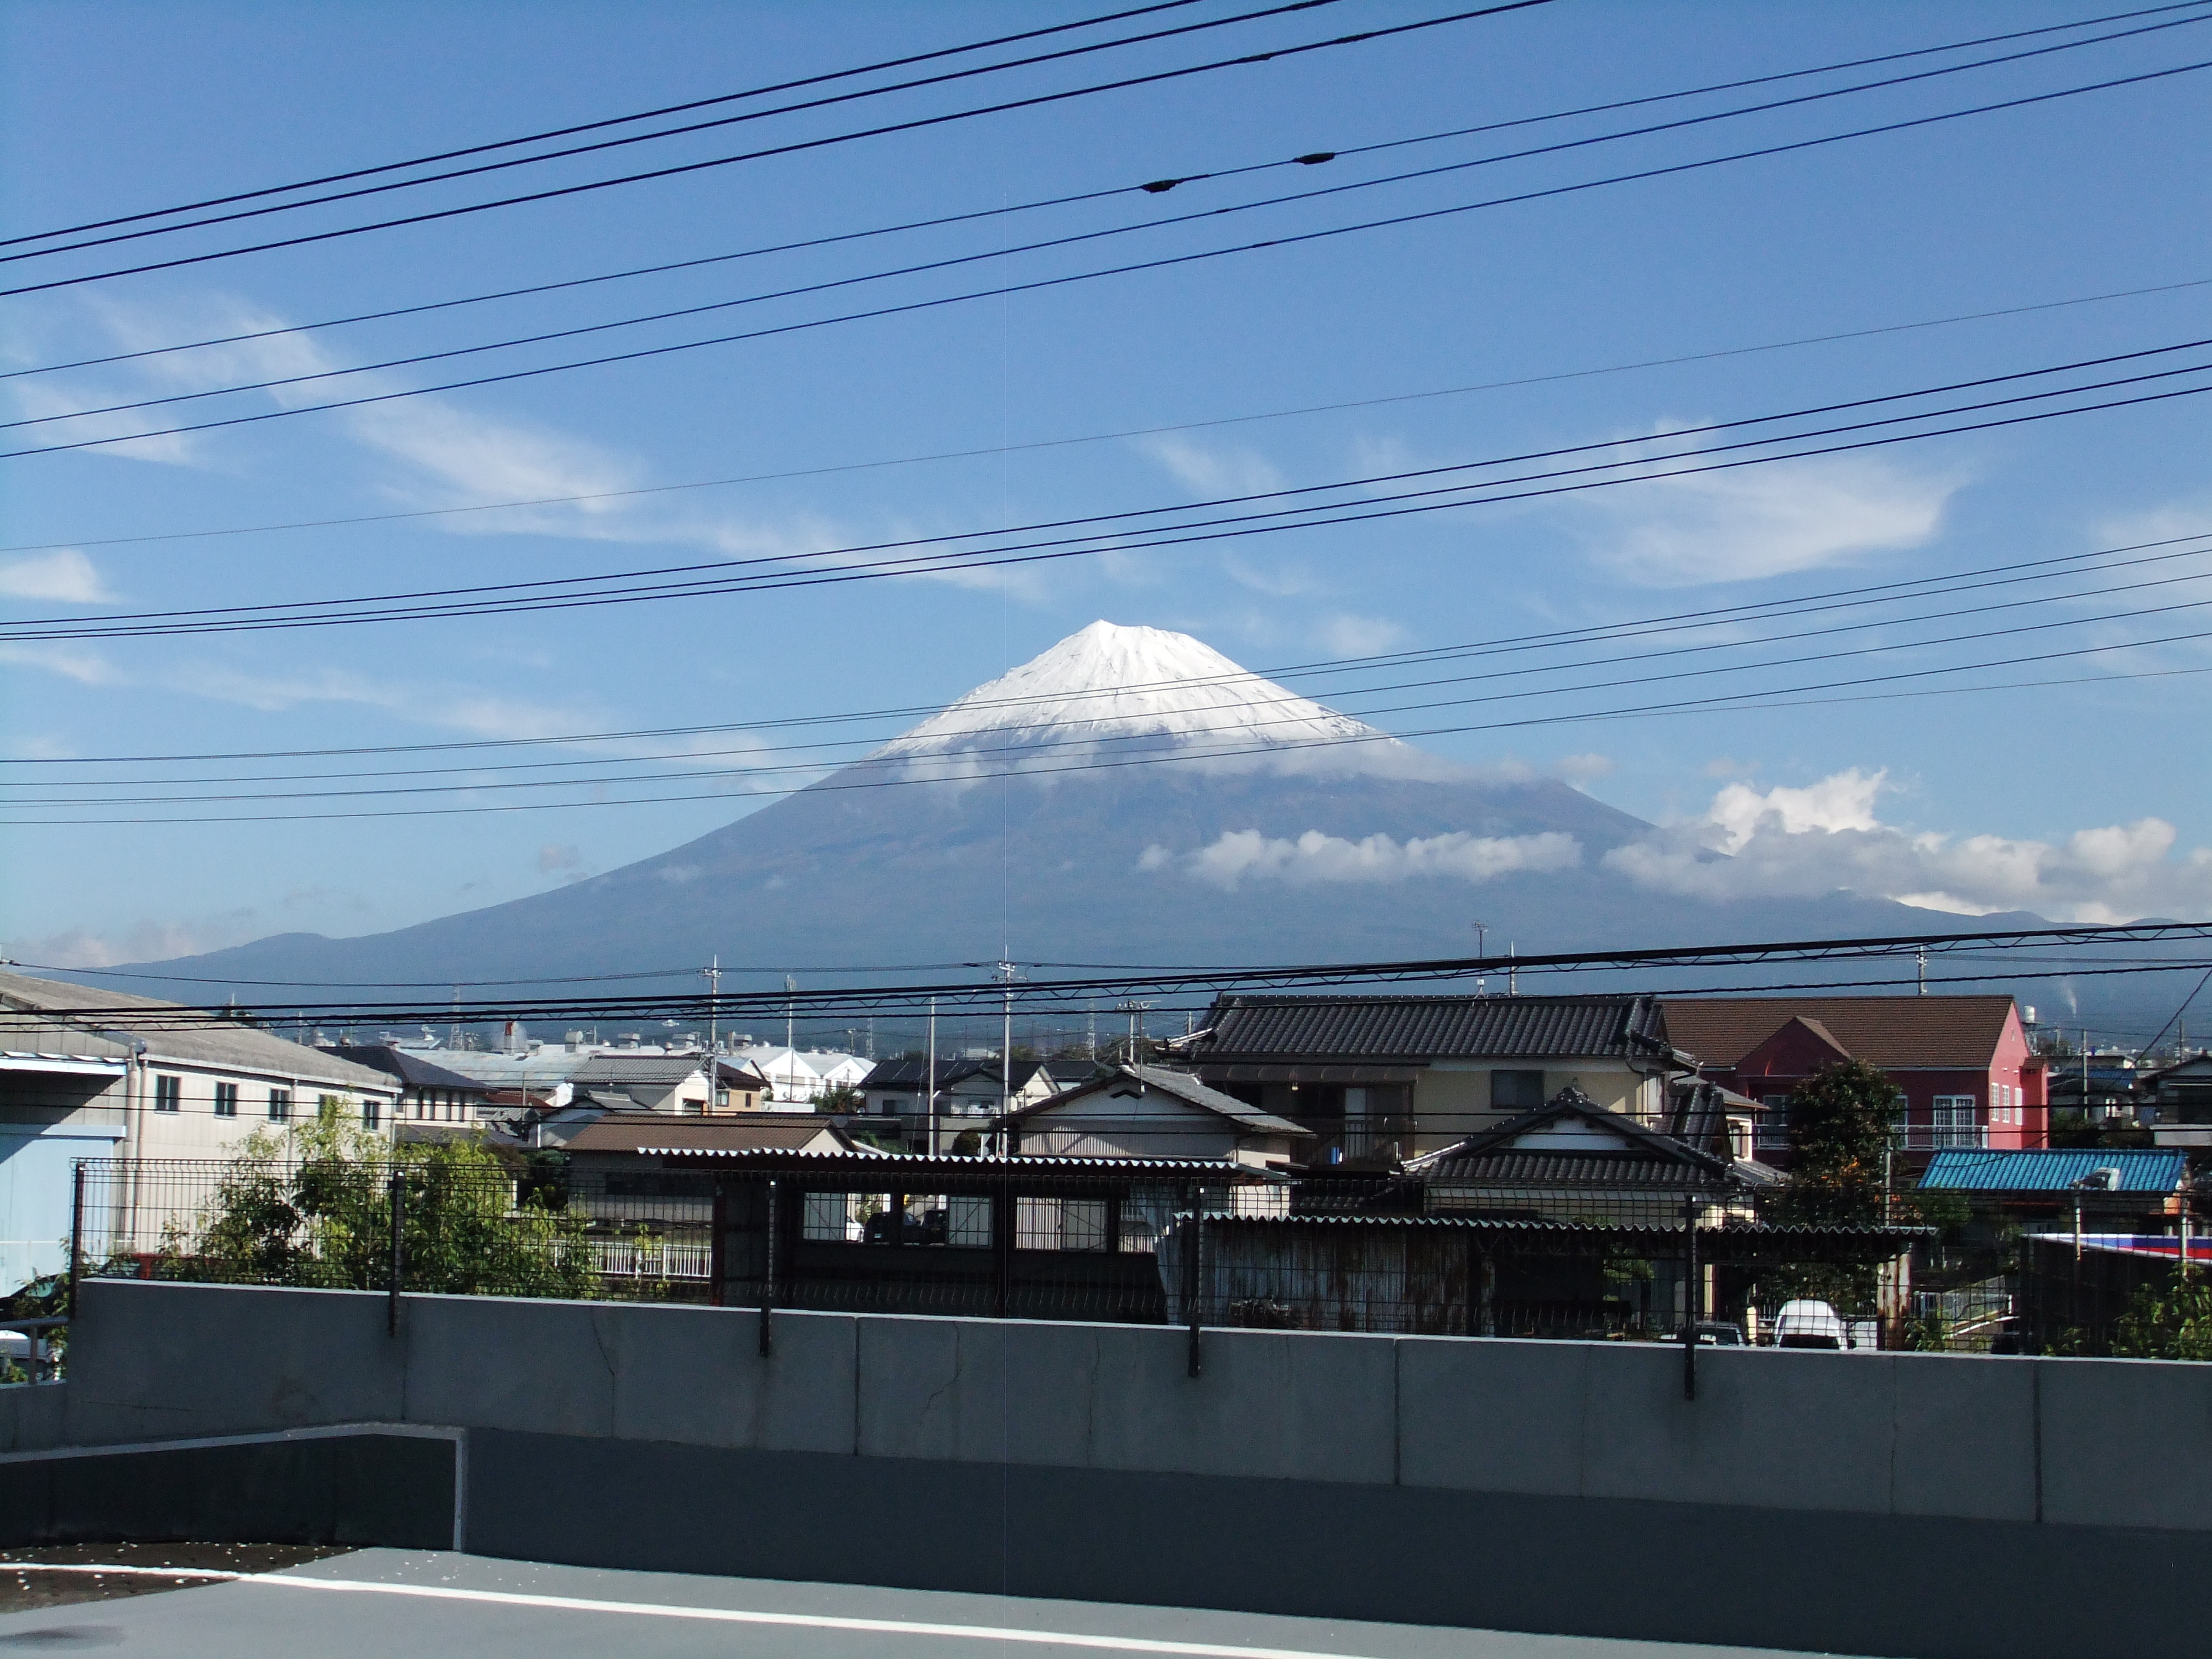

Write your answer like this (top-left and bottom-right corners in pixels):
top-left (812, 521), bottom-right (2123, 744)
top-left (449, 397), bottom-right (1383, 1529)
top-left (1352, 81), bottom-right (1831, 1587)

top-left (859, 1055), bottom-right (1098, 1150)
top-left (324, 1045), bottom-right (493, 1128)
top-left (567, 1053), bottom-right (716, 1114)
top-left (0, 969), bottom-right (399, 1292)
top-left (992, 1064), bottom-right (1311, 1175)
top-left (1185, 993), bottom-right (1681, 1163)
top-left (1659, 995), bottom-right (2043, 1158)
top-left (2142, 1054), bottom-right (2212, 1148)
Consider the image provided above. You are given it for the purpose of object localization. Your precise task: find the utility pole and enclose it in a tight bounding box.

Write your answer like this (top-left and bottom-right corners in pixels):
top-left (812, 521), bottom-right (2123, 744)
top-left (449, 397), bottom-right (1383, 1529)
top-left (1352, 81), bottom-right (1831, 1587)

top-left (1508, 942), bottom-right (1518, 997)
top-left (995, 961), bottom-right (1021, 1138)
top-left (703, 957), bottom-right (721, 1110)
top-left (926, 995), bottom-right (938, 1156)
top-left (784, 974), bottom-right (796, 1053)
top-left (1117, 1000), bottom-right (1155, 1095)
top-left (1917, 946), bottom-right (1928, 996)
top-left (1472, 919), bottom-right (1488, 995)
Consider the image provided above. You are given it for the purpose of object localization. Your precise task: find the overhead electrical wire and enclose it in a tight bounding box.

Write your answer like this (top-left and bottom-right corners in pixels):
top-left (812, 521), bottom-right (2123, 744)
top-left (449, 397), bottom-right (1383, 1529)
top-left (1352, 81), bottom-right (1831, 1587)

top-left (12, 542), bottom-right (2212, 799)
top-left (8, 529), bottom-right (2205, 771)
top-left (0, 0), bottom-right (1350, 257)
top-left (0, 0), bottom-right (1228, 247)
top-left (11, 0), bottom-right (2205, 387)
top-left (11, 921), bottom-right (2210, 1029)
top-left (0, 2), bottom-right (1548, 295)
top-left (11, 54), bottom-right (2210, 460)
top-left (9, 333), bottom-right (2212, 641)
top-left (18, 8), bottom-right (2212, 439)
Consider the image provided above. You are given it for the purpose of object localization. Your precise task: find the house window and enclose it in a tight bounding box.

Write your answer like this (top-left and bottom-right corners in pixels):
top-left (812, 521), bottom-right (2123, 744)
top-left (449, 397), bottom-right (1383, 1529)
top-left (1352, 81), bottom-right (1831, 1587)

top-left (268, 1088), bottom-right (290, 1122)
top-left (363, 1097), bottom-right (381, 1130)
top-left (1490, 1070), bottom-right (1546, 1112)
top-left (213, 1082), bottom-right (239, 1118)
top-left (1931, 1095), bottom-right (1981, 1148)
top-left (153, 1074), bottom-right (181, 1112)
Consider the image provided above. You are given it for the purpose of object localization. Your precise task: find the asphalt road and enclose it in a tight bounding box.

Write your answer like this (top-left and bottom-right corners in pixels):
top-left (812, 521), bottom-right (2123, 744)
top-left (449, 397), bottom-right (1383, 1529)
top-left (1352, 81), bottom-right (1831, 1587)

top-left (0, 1549), bottom-right (1828, 1658)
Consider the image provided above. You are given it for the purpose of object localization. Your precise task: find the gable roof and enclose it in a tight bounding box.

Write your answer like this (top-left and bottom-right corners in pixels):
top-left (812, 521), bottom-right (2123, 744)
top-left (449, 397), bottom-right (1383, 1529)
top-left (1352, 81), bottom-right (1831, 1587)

top-left (568, 1053), bottom-right (706, 1087)
top-left (1918, 1148), bottom-right (2189, 1194)
top-left (1660, 996), bottom-right (2017, 1071)
top-left (1407, 1088), bottom-right (1736, 1186)
top-left (1000, 1065), bottom-right (1310, 1139)
top-left (0, 969), bottom-right (398, 1094)
top-left (858, 1056), bottom-right (992, 1091)
top-left (1193, 994), bottom-right (1667, 1063)
top-left (324, 1045), bottom-right (488, 1092)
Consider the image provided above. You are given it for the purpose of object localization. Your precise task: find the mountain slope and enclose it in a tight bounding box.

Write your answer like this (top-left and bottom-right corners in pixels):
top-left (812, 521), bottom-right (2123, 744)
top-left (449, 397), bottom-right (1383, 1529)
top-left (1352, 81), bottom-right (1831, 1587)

top-left (92, 621), bottom-right (2077, 1005)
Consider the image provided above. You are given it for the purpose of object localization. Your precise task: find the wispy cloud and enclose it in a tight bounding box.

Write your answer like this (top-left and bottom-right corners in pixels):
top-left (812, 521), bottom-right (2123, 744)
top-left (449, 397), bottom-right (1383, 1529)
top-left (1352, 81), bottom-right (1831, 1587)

top-left (1131, 433), bottom-right (1284, 497)
top-left (1603, 768), bottom-right (2212, 922)
top-left (1568, 442), bottom-right (1958, 586)
top-left (0, 549), bottom-right (111, 603)
top-left (1314, 613), bottom-right (1407, 655)
top-left (1145, 827), bottom-right (1582, 890)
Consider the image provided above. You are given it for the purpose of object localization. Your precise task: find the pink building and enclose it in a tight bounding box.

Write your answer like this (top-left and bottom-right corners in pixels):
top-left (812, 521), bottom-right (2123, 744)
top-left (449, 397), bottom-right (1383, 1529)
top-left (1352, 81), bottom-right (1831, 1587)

top-left (1659, 995), bottom-right (2042, 1158)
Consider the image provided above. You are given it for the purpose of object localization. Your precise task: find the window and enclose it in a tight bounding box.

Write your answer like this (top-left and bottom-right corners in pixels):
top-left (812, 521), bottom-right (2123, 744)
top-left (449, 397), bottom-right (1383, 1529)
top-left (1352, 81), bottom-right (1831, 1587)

top-left (1490, 1070), bottom-right (1546, 1112)
top-left (268, 1088), bottom-right (290, 1122)
top-left (363, 1097), bottom-right (380, 1130)
top-left (213, 1081), bottom-right (239, 1118)
top-left (153, 1074), bottom-right (181, 1112)
top-left (1931, 1095), bottom-right (1981, 1148)
top-left (946, 1194), bottom-right (993, 1248)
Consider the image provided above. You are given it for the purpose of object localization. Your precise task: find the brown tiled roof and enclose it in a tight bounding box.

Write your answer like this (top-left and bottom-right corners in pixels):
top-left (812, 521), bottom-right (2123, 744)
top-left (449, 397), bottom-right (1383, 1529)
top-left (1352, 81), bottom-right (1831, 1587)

top-left (1196, 994), bottom-right (1666, 1062)
top-left (1659, 996), bottom-right (2016, 1071)
top-left (562, 1112), bottom-right (849, 1154)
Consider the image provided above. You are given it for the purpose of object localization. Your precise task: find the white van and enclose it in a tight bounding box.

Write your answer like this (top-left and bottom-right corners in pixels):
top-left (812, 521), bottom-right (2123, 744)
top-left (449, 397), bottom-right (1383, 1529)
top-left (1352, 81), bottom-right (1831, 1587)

top-left (1770, 1300), bottom-right (1848, 1349)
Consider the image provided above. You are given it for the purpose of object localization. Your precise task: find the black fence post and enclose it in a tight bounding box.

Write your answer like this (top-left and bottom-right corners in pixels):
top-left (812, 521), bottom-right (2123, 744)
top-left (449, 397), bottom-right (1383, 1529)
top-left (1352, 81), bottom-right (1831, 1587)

top-left (67, 1160), bottom-right (86, 1316)
top-left (387, 1168), bottom-right (406, 1337)
top-left (1682, 1196), bottom-right (1699, 1401)
top-left (1185, 1206), bottom-right (1204, 1380)
top-left (759, 1179), bottom-right (778, 1358)
top-left (993, 1181), bottom-right (1011, 1321)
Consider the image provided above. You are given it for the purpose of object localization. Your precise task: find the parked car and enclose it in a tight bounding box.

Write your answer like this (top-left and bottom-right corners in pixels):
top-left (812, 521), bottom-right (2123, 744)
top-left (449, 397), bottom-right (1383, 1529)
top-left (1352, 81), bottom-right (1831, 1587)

top-left (1690, 1321), bottom-right (1746, 1345)
top-left (1769, 1300), bottom-right (1848, 1349)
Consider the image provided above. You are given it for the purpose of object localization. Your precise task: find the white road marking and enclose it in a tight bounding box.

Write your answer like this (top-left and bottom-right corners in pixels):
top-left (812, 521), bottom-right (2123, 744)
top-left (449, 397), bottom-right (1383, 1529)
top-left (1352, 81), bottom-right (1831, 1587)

top-left (242, 1575), bottom-right (1388, 1659)
top-left (4, 1564), bottom-right (241, 1580)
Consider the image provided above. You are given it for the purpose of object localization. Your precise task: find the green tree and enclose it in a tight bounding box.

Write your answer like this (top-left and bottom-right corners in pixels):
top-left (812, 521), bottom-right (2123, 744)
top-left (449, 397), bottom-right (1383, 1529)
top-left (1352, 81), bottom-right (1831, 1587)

top-left (1780, 1060), bottom-right (1903, 1225)
top-left (810, 1084), bottom-right (865, 1114)
top-left (171, 1098), bottom-right (597, 1300)
top-left (2112, 1278), bottom-right (2212, 1360)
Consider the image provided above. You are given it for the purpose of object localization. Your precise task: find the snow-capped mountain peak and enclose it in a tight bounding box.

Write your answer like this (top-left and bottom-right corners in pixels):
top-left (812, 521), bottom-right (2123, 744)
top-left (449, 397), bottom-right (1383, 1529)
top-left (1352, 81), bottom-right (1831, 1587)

top-left (875, 620), bottom-right (1398, 771)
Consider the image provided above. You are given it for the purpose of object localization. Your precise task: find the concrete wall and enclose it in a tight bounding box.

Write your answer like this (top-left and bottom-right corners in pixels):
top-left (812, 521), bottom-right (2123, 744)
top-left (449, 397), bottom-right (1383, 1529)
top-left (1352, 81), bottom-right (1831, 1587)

top-left (43, 1280), bottom-right (2212, 1658)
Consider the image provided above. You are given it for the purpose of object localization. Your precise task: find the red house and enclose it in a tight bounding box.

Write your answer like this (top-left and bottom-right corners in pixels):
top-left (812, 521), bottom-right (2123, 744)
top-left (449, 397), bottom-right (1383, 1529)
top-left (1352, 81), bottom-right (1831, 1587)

top-left (1658, 996), bottom-right (2044, 1159)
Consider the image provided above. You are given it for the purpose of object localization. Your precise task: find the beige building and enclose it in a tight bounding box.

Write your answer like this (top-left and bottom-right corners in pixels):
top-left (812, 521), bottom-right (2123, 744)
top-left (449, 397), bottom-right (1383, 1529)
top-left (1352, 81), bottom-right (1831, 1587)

top-left (1185, 992), bottom-right (1683, 1165)
top-left (0, 970), bottom-right (398, 1290)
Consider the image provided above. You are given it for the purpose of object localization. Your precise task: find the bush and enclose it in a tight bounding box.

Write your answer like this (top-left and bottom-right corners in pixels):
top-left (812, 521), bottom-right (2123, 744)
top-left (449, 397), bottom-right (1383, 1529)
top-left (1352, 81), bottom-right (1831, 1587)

top-left (165, 1099), bottom-right (597, 1300)
top-left (2112, 1278), bottom-right (2212, 1360)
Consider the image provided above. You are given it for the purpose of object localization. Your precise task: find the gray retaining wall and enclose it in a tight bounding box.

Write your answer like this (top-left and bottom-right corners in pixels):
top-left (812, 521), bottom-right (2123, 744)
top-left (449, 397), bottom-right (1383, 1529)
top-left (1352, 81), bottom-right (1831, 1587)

top-left (23, 1279), bottom-right (2212, 1658)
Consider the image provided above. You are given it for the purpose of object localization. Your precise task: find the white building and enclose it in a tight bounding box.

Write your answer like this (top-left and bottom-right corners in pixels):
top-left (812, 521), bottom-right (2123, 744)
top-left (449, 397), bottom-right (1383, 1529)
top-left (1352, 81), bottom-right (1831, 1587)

top-left (0, 970), bottom-right (400, 1292)
top-left (735, 1046), bottom-right (870, 1104)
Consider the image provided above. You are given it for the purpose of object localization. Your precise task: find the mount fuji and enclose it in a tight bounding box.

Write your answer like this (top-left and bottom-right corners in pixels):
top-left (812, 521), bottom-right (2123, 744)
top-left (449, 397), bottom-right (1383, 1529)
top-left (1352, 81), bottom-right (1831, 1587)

top-left (100, 621), bottom-right (2004, 1001)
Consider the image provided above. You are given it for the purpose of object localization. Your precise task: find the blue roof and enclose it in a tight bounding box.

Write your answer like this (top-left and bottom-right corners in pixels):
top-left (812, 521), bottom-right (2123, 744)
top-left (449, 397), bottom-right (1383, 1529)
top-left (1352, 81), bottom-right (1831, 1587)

top-left (1918, 1149), bottom-right (2188, 1194)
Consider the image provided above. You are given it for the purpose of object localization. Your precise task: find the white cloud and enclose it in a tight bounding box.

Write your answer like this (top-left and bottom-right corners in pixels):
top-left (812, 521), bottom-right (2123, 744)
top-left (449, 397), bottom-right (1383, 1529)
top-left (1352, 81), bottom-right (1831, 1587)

top-left (0, 549), bottom-right (110, 603)
top-left (0, 641), bottom-right (121, 685)
top-left (1314, 613), bottom-right (1407, 655)
top-left (1154, 828), bottom-right (1583, 890)
top-left (1552, 752), bottom-right (1615, 786)
top-left (1603, 769), bottom-right (2212, 922)
top-left (1572, 447), bottom-right (1957, 586)
top-left (1132, 434), bottom-right (1283, 497)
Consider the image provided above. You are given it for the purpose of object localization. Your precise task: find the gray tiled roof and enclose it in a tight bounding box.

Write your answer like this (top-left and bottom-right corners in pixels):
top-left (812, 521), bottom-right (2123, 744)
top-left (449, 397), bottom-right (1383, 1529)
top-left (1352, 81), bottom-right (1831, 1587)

top-left (0, 970), bottom-right (397, 1094)
top-left (568, 1053), bottom-right (707, 1086)
top-left (1003, 1065), bottom-right (1311, 1138)
top-left (324, 1045), bottom-right (488, 1092)
top-left (1195, 994), bottom-right (1666, 1063)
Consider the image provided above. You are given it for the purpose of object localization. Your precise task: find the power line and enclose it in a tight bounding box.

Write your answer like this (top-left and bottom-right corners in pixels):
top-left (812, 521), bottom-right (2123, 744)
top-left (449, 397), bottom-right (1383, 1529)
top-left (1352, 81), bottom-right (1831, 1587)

top-left (9, 529), bottom-right (2204, 769)
top-left (9, 921), bottom-right (2210, 1027)
top-left (13, 550), bottom-right (2212, 801)
top-left (13, 50), bottom-right (2211, 442)
top-left (9, 267), bottom-right (2209, 561)
top-left (13, 1), bottom-right (2201, 385)
top-left (0, 0), bottom-right (1224, 247)
top-left (9, 333), bottom-right (2212, 637)
top-left (0, 3), bottom-right (1547, 295)
top-left (23, 9), bottom-right (2212, 437)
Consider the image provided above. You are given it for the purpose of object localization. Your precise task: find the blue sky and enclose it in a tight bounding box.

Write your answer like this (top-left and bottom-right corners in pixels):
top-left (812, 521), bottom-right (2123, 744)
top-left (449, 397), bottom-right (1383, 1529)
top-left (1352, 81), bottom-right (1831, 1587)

top-left (2, 0), bottom-right (2210, 966)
